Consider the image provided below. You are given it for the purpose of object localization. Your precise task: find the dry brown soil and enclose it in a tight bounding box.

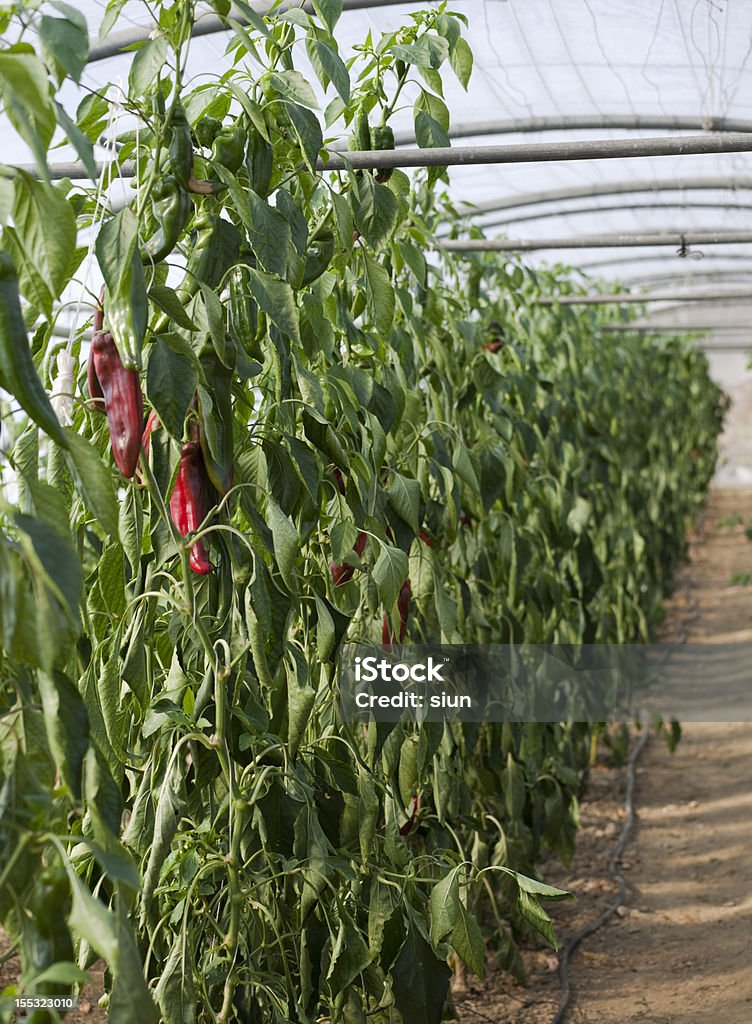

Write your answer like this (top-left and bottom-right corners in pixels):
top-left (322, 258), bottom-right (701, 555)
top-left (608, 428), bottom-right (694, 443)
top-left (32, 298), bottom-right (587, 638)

top-left (455, 488), bottom-right (752, 1024)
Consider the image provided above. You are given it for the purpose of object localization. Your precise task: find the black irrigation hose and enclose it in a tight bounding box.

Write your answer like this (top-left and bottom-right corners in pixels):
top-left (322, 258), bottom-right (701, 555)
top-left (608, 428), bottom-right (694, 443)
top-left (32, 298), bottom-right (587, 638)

top-left (550, 724), bottom-right (650, 1024)
top-left (550, 496), bottom-right (711, 1024)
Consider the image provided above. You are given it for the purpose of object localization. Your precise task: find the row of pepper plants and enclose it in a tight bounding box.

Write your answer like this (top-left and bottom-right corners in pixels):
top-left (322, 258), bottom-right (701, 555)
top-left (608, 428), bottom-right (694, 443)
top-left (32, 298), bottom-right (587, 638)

top-left (0, 2), bottom-right (725, 1023)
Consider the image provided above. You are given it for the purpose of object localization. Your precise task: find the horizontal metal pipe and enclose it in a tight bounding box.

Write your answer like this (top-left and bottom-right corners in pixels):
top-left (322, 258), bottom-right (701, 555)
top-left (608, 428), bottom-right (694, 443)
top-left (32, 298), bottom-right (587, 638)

top-left (439, 231), bottom-right (752, 252)
top-left (393, 114), bottom-right (752, 147)
top-left (34, 132), bottom-right (752, 182)
top-left (621, 271), bottom-right (752, 287)
top-left (87, 0), bottom-right (424, 63)
top-left (538, 291), bottom-right (752, 306)
top-left (321, 132), bottom-right (752, 171)
top-left (455, 177), bottom-right (752, 218)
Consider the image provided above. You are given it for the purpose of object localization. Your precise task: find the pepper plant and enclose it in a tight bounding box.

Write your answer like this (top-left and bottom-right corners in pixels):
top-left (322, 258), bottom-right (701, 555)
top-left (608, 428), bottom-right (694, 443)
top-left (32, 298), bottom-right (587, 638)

top-left (0, 3), bottom-right (724, 1023)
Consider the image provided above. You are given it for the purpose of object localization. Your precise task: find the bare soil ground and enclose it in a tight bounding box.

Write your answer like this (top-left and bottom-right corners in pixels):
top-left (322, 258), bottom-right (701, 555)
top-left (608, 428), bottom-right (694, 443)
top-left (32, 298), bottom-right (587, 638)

top-left (455, 488), bottom-right (752, 1024)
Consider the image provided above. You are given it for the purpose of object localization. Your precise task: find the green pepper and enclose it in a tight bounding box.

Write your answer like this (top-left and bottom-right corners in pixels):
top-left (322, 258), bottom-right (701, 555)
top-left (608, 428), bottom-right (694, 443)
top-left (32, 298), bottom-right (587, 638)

top-left (177, 214), bottom-right (242, 304)
top-left (0, 251), bottom-right (68, 447)
top-left (169, 103), bottom-right (194, 189)
top-left (211, 124), bottom-right (246, 174)
top-left (248, 128), bottom-right (273, 198)
top-left (198, 339), bottom-right (235, 495)
top-left (228, 265), bottom-right (260, 359)
top-left (143, 176), bottom-right (191, 264)
top-left (195, 115), bottom-right (222, 149)
top-left (372, 124), bottom-right (395, 182)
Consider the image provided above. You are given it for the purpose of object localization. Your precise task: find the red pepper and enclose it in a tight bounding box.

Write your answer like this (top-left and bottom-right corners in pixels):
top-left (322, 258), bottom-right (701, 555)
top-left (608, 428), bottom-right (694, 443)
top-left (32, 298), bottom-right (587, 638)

top-left (89, 331), bottom-right (143, 478)
top-left (418, 530), bottom-right (434, 548)
top-left (331, 530), bottom-right (367, 586)
top-left (382, 578), bottom-right (411, 643)
top-left (169, 441), bottom-right (214, 575)
top-left (484, 340), bottom-right (504, 353)
top-left (331, 462), bottom-right (346, 495)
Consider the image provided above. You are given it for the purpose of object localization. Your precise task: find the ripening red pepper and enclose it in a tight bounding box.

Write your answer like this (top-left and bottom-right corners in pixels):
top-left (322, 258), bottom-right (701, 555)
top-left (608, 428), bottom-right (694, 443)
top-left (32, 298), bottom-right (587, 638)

top-left (170, 441), bottom-right (214, 575)
top-left (382, 578), bottom-right (411, 643)
top-left (141, 409), bottom-right (160, 460)
top-left (484, 340), bottom-right (504, 353)
top-left (331, 531), bottom-right (367, 586)
top-left (418, 530), bottom-right (434, 548)
top-left (89, 331), bottom-right (143, 478)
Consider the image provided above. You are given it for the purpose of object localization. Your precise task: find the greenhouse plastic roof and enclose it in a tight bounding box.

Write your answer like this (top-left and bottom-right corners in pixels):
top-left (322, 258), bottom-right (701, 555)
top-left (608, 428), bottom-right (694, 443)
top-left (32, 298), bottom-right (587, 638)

top-left (7, 0), bottom-right (752, 296)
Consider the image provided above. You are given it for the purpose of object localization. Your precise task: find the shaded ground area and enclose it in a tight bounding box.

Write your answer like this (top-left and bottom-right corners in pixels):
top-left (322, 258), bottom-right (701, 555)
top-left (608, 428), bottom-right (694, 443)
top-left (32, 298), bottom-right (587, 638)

top-left (456, 489), bottom-right (752, 1024)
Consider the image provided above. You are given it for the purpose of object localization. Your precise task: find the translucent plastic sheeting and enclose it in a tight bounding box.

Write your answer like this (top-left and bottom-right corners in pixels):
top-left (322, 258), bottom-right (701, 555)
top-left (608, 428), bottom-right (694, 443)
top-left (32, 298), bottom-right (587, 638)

top-left (5, 0), bottom-right (752, 288)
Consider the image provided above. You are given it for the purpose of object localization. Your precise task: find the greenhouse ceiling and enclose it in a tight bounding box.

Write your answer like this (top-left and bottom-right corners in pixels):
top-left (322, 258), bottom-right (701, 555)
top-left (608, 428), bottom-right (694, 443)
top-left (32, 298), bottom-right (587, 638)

top-left (5, 0), bottom-right (752, 310)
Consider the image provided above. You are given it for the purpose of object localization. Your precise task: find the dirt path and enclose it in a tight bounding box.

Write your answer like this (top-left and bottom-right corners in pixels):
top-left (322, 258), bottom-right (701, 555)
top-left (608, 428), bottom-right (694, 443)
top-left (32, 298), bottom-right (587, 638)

top-left (456, 488), bottom-right (752, 1024)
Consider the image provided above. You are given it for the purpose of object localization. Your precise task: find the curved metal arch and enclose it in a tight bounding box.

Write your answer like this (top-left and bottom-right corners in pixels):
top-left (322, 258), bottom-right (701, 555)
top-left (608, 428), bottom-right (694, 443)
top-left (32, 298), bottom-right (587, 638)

top-left (575, 253), bottom-right (752, 272)
top-left (440, 231), bottom-right (752, 252)
top-left (394, 115), bottom-right (752, 148)
top-left (620, 270), bottom-right (752, 288)
top-left (455, 178), bottom-right (752, 218)
top-left (470, 200), bottom-right (752, 230)
top-left (87, 0), bottom-right (425, 64)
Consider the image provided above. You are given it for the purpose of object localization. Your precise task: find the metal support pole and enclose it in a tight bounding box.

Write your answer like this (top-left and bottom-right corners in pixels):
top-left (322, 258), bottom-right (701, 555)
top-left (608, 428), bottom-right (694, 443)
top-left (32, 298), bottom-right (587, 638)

top-left (87, 0), bottom-right (425, 63)
top-left (439, 231), bottom-right (752, 252)
top-left (537, 291), bottom-right (752, 306)
top-left (33, 134), bottom-right (752, 183)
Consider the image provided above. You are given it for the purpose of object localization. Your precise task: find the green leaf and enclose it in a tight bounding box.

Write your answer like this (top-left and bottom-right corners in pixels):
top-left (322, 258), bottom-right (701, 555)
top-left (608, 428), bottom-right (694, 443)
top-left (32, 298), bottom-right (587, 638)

top-left (353, 174), bottom-right (398, 250)
top-left (373, 543), bottom-right (408, 609)
top-left (37, 670), bottom-right (89, 799)
top-left (429, 866), bottom-right (461, 945)
top-left (0, 51), bottom-right (56, 180)
top-left (312, 0), bottom-right (343, 33)
top-left (388, 473), bottom-right (420, 533)
top-left (285, 102), bottom-right (323, 172)
top-left (363, 251), bottom-right (395, 335)
top-left (129, 36), bottom-right (168, 96)
top-left (149, 284), bottom-right (198, 330)
top-left (267, 495), bottom-right (298, 578)
top-left (248, 268), bottom-right (300, 342)
top-left (146, 336), bottom-right (198, 440)
top-left (450, 35), bottom-right (473, 89)
top-left (330, 520), bottom-right (359, 562)
top-left (391, 921), bottom-right (451, 1024)
top-left (314, 41), bottom-right (350, 103)
top-left (415, 89), bottom-right (450, 131)
top-left (327, 909), bottom-right (371, 995)
top-left (314, 591), bottom-right (336, 661)
top-left (517, 888), bottom-right (558, 949)
top-left (392, 35), bottom-right (450, 70)
top-left (55, 101), bottom-right (97, 180)
top-left (39, 8), bottom-right (89, 85)
top-left (414, 110), bottom-right (450, 149)
top-left (450, 903), bottom-right (486, 977)
top-left (33, 962), bottom-right (90, 987)
top-left (64, 429), bottom-right (120, 538)
top-left (245, 189), bottom-right (291, 278)
top-left (268, 69), bottom-right (320, 108)
top-left (9, 170), bottom-right (77, 315)
top-left (14, 511), bottom-right (80, 620)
